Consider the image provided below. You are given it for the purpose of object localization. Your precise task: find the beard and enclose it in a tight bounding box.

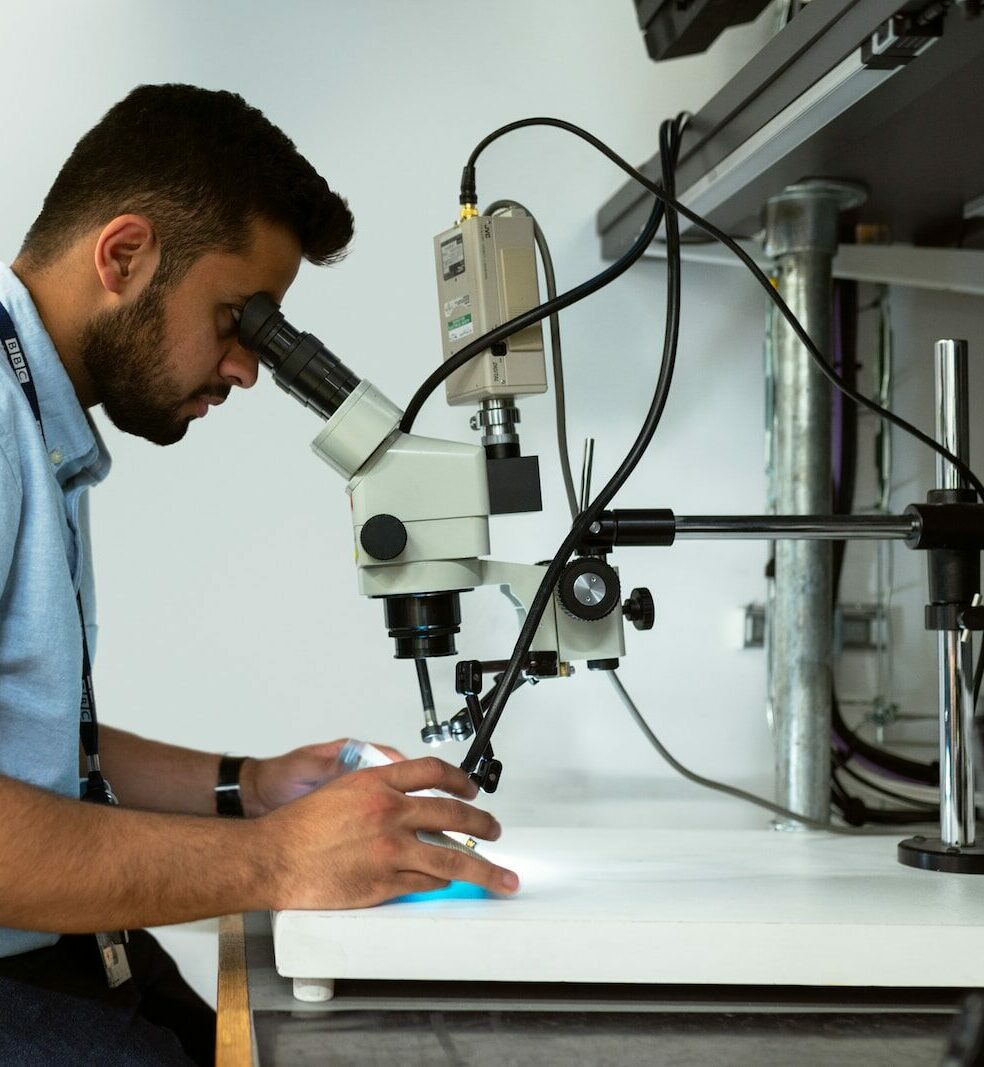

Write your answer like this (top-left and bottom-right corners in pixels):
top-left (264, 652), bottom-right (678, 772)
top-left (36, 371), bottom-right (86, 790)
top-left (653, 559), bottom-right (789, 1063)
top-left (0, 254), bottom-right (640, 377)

top-left (78, 282), bottom-right (194, 446)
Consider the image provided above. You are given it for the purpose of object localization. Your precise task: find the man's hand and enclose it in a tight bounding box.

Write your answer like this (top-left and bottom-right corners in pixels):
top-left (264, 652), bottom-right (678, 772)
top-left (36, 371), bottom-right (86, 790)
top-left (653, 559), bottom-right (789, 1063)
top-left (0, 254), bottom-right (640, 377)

top-left (240, 740), bottom-right (403, 818)
top-left (259, 756), bottom-right (520, 908)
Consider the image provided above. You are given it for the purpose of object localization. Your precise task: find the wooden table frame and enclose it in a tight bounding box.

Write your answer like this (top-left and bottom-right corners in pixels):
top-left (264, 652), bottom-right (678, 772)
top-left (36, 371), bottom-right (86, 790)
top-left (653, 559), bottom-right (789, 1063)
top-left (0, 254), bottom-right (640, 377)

top-left (216, 914), bottom-right (253, 1066)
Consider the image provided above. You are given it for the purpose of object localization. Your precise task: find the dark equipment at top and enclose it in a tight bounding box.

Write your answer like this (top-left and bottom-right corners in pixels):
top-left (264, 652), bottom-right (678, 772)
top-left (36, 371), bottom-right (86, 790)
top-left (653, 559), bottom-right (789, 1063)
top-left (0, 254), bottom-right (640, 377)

top-left (634, 0), bottom-right (773, 61)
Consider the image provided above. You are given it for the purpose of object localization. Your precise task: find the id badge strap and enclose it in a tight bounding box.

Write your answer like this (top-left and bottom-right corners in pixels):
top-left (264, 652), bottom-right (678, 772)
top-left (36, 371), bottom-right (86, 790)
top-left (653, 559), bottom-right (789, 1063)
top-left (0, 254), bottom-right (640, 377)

top-left (1, 300), bottom-right (130, 986)
top-left (0, 302), bottom-right (46, 446)
top-left (95, 930), bottom-right (132, 989)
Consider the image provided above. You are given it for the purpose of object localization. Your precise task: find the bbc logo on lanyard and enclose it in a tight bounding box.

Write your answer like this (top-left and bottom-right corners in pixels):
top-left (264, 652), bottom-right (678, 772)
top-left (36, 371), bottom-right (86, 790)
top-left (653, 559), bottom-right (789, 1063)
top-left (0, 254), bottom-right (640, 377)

top-left (4, 335), bottom-right (30, 384)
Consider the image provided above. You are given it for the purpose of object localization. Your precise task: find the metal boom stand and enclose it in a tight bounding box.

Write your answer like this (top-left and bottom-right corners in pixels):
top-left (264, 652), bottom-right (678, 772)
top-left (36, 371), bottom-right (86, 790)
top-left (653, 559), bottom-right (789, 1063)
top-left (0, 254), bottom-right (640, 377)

top-left (581, 340), bottom-right (984, 871)
top-left (898, 340), bottom-right (984, 874)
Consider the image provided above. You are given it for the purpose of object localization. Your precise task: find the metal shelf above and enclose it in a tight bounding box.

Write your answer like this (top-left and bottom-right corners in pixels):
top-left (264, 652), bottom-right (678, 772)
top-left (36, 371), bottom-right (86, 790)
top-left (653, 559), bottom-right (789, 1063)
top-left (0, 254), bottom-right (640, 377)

top-left (599, 0), bottom-right (984, 258)
top-left (645, 239), bottom-right (984, 297)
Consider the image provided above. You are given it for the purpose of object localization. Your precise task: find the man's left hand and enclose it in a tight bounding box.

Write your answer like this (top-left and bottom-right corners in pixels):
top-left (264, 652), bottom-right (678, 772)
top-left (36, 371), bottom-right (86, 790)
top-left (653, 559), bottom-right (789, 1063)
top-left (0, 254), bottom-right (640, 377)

top-left (239, 740), bottom-right (404, 818)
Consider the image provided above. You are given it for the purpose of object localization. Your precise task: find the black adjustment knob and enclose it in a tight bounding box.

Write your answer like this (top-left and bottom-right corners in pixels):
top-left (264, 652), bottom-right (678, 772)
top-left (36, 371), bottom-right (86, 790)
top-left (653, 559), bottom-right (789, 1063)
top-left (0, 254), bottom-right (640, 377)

top-left (622, 587), bottom-right (655, 631)
top-left (557, 558), bottom-right (620, 621)
top-left (360, 513), bottom-right (407, 561)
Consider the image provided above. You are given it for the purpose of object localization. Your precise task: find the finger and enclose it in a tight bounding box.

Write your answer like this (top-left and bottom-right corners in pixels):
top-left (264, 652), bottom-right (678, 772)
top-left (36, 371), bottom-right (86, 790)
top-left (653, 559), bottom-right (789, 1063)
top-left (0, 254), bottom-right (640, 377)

top-left (379, 757), bottom-right (478, 800)
top-left (389, 873), bottom-right (451, 897)
top-left (409, 839), bottom-right (520, 896)
top-left (402, 796), bottom-right (501, 842)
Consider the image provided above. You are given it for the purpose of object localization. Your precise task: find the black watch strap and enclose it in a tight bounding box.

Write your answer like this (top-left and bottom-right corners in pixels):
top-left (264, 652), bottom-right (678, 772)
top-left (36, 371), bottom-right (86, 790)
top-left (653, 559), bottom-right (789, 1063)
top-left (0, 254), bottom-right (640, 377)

top-left (215, 755), bottom-right (248, 817)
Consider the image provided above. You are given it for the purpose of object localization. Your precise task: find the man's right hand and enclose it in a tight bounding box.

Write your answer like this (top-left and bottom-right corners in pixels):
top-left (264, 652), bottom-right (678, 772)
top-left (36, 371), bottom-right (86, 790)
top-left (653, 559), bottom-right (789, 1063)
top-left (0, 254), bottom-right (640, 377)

top-left (258, 756), bottom-right (520, 909)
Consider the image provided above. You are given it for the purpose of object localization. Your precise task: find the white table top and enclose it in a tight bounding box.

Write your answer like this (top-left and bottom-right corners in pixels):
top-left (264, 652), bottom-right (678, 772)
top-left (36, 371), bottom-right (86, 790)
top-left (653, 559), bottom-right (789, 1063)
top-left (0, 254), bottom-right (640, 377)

top-left (273, 824), bottom-right (984, 988)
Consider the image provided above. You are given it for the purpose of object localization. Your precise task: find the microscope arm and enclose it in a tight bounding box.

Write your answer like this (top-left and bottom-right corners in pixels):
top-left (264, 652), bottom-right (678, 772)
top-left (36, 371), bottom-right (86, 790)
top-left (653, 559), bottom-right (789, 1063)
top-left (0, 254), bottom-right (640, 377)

top-left (579, 509), bottom-right (920, 548)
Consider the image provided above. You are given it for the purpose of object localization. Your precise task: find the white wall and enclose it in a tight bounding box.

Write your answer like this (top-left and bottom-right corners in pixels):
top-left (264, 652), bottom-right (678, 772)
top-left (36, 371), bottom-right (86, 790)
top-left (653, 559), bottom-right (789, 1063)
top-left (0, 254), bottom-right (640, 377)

top-left (3, 0), bottom-right (981, 1007)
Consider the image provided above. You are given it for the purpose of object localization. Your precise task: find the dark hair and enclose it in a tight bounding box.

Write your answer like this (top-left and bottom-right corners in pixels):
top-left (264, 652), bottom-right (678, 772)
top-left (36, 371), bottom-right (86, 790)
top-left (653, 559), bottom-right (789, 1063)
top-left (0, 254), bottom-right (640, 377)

top-left (20, 84), bottom-right (354, 283)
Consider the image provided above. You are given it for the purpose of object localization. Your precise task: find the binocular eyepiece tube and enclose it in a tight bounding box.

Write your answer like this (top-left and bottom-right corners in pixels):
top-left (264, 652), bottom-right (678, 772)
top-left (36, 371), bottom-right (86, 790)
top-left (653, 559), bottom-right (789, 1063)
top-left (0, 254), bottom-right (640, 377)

top-left (238, 292), bottom-right (361, 422)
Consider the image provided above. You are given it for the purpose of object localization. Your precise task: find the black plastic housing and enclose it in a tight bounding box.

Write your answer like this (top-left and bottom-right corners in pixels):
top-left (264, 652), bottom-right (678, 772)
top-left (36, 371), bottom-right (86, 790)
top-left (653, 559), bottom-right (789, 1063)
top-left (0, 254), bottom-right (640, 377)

top-left (486, 455), bottom-right (542, 515)
top-left (383, 591), bottom-right (467, 659)
top-left (635, 0), bottom-right (772, 61)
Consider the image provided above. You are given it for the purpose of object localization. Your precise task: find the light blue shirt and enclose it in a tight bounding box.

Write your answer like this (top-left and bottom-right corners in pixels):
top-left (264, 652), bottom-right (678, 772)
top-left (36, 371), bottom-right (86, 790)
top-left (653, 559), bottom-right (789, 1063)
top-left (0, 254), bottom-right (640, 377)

top-left (0, 261), bottom-right (111, 957)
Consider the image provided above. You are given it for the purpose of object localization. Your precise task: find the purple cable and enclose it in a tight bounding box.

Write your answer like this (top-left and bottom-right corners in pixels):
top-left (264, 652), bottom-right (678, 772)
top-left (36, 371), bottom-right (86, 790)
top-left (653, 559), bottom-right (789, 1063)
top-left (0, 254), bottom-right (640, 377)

top-left (832, 729), bottom-right (926, 786)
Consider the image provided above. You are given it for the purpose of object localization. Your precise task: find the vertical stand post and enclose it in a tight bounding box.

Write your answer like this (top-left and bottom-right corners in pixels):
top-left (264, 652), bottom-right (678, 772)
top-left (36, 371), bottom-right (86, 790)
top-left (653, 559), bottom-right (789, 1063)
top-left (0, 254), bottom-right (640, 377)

top-left (935, 340), bottom-right (975, 848)
top-left (763, 180), bottom-right (866, 827)
top-left (899, 340), bottom-right (984, 873)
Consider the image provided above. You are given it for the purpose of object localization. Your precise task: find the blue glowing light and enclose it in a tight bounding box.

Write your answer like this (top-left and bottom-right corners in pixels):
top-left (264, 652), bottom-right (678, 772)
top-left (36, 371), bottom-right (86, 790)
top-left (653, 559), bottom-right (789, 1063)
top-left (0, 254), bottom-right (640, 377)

top-left (390, 881), bottom-right (492, 905)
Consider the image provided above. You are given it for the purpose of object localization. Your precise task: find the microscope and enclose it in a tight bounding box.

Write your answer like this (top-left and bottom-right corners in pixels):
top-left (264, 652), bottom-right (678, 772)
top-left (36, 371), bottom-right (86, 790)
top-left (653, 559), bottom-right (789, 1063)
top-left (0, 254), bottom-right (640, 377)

top-left (238, 209), bottom-right (645, 794)
top-left (239, 206), bottom-right (984, 875)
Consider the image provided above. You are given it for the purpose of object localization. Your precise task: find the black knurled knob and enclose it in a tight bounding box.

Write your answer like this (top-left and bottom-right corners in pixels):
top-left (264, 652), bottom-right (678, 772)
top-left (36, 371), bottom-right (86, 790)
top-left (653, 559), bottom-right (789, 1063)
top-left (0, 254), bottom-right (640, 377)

top-left (360, 513), bottom-right (407, 561)
top-left (557, 558), bottom-right (621, 621)
top-left (622, 587), bottom-right (655, 631)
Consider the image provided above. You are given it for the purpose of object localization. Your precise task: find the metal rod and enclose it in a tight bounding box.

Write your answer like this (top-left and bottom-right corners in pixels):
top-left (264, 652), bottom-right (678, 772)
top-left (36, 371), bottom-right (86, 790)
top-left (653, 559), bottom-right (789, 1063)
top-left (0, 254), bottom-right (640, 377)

top-left (935, 340), bottom-right (970, 491)
top-left (939, 631), bottom-right (976, 846)
top-left (934, 338), bottom-right (975, 847)
top-left (674, 515), bottom-right (916, 540)
top-left (579, 438), bottom-right (595, 513)
top-left (414, 659), bottom-right (438, 730)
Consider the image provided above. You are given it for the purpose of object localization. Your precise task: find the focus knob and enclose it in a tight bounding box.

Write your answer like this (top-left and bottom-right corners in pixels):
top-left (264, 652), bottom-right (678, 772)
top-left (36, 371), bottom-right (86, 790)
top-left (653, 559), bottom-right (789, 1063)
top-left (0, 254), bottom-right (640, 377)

top-left (360, 513), bottom-right (407, 561)
top-left (622, 587), bottom-right (655, 631)
top-left (557, 558), bottom-right (620, 621)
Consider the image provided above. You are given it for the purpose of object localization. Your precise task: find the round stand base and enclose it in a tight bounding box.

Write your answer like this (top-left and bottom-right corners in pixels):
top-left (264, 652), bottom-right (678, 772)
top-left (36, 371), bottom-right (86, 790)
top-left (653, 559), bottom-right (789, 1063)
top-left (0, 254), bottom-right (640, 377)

top-left (898, 835), bottom-right (984, 874)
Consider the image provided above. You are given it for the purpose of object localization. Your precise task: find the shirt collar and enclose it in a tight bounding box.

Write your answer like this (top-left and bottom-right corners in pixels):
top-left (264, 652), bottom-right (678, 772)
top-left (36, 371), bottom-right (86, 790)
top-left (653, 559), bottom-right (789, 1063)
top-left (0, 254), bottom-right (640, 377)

top-left (0, 261), bottom-right (111, 489)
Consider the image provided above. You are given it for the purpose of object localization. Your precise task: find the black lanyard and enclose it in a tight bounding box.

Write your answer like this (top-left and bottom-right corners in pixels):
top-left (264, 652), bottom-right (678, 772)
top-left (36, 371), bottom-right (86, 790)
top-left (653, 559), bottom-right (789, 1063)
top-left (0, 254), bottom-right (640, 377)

top-left (0, 298), bottom-right (131, 988)
top-left (0, 300), bottom-right (113, 807)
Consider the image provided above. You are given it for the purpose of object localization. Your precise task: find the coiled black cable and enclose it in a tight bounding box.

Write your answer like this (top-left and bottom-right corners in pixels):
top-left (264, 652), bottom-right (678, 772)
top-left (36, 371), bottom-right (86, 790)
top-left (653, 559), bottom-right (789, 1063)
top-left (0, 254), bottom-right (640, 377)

top-left (461, 114), bottom-right (685, 778)
top-left (400, 169), bottom-right (668, 434)
top-left (421, 114), bottom-right (984, 779)
top-left (409, 116), bottom-right (984, 502)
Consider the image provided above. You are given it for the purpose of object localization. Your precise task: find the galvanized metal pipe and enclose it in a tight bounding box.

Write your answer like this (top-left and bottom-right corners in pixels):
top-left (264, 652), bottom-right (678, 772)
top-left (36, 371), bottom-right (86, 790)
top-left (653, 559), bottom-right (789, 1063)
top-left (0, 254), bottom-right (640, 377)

top-left (763, 181), bottom-right (866, 826)
top-left (934, 339), bottom-right (976, 847)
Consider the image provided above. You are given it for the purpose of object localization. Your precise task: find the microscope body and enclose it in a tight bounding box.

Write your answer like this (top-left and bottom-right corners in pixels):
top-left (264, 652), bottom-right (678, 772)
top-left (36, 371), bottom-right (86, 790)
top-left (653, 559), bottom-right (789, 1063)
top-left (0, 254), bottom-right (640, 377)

top-left (307, 375), bottom-right (624, 668)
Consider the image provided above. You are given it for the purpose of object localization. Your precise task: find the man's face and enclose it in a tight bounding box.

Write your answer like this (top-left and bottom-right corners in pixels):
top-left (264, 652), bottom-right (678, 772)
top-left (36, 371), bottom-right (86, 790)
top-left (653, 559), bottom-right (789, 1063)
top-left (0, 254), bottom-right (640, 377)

top-left (80, 218), bottom-right (303, 445)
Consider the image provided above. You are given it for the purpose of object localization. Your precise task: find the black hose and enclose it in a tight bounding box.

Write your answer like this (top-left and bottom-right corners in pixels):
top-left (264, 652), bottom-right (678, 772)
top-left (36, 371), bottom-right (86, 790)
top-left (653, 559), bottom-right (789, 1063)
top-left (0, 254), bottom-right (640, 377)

top-left (461, 115), bottom-right (686, 778)
top-left (446, 117), bottom-right (984, 502)
top-left (401, 156), bottom-right (670, 433)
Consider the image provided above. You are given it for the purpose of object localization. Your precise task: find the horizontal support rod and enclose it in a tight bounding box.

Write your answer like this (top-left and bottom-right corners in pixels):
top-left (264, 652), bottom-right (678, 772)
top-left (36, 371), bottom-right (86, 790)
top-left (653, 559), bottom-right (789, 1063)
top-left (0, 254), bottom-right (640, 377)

top-left (675, 515), bottom-right (917, 540)
top-left (581, 510), bottom-right (919, 549)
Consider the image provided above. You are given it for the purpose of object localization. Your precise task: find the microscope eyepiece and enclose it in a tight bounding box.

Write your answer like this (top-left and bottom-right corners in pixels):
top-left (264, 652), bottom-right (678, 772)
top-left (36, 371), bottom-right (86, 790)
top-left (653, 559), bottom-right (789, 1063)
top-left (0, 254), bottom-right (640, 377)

top-left (237, 291), bottom-right (284, 352)
top-left (238, 292), bottom-right (361, 421)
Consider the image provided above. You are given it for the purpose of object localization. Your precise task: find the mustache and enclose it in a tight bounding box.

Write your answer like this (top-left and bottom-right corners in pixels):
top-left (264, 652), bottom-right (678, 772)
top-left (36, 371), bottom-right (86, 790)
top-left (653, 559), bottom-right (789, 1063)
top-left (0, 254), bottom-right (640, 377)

top-left (190, 385), bottom-right (232, 403)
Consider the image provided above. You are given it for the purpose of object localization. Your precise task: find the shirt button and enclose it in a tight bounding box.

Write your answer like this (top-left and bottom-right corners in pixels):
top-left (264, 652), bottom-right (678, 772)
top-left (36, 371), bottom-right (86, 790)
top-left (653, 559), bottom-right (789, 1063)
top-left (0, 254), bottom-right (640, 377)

top-left (49, 449), bottom-right (62, 465)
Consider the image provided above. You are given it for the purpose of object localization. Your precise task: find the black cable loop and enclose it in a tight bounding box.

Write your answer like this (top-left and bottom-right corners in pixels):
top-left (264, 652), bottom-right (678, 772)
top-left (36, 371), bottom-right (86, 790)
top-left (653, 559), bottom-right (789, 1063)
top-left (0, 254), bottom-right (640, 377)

top-left (427, 113), bottom-right (984, 779)
top-left (423, 116), bottom-right (984, 501)
top-left (461, 115), bottom-right (685, 777)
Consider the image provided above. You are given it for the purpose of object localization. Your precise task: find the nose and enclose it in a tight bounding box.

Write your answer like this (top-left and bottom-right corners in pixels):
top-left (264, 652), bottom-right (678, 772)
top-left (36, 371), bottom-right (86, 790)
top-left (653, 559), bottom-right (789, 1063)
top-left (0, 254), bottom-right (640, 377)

top-left (219, 344), bottom-right (260, 390)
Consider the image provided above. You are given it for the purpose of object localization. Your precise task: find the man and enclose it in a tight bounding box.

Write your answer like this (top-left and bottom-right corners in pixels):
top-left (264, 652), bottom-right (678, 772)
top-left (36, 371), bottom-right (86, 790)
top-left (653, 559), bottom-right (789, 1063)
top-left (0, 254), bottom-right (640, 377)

top-left (0, 84), bottom-right (518, 1065)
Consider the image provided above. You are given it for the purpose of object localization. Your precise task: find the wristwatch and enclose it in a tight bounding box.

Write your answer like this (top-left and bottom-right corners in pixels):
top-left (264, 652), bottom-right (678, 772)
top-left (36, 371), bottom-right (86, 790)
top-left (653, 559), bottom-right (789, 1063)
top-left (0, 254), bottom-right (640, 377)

top-left (215, 755), bottom-right (248, 817)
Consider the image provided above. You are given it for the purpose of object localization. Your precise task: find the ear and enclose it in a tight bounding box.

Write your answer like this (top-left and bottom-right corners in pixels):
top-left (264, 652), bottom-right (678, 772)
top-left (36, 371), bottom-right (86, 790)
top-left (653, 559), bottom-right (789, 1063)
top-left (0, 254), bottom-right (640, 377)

top-left (93, 214), bottom-right (160, 300)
